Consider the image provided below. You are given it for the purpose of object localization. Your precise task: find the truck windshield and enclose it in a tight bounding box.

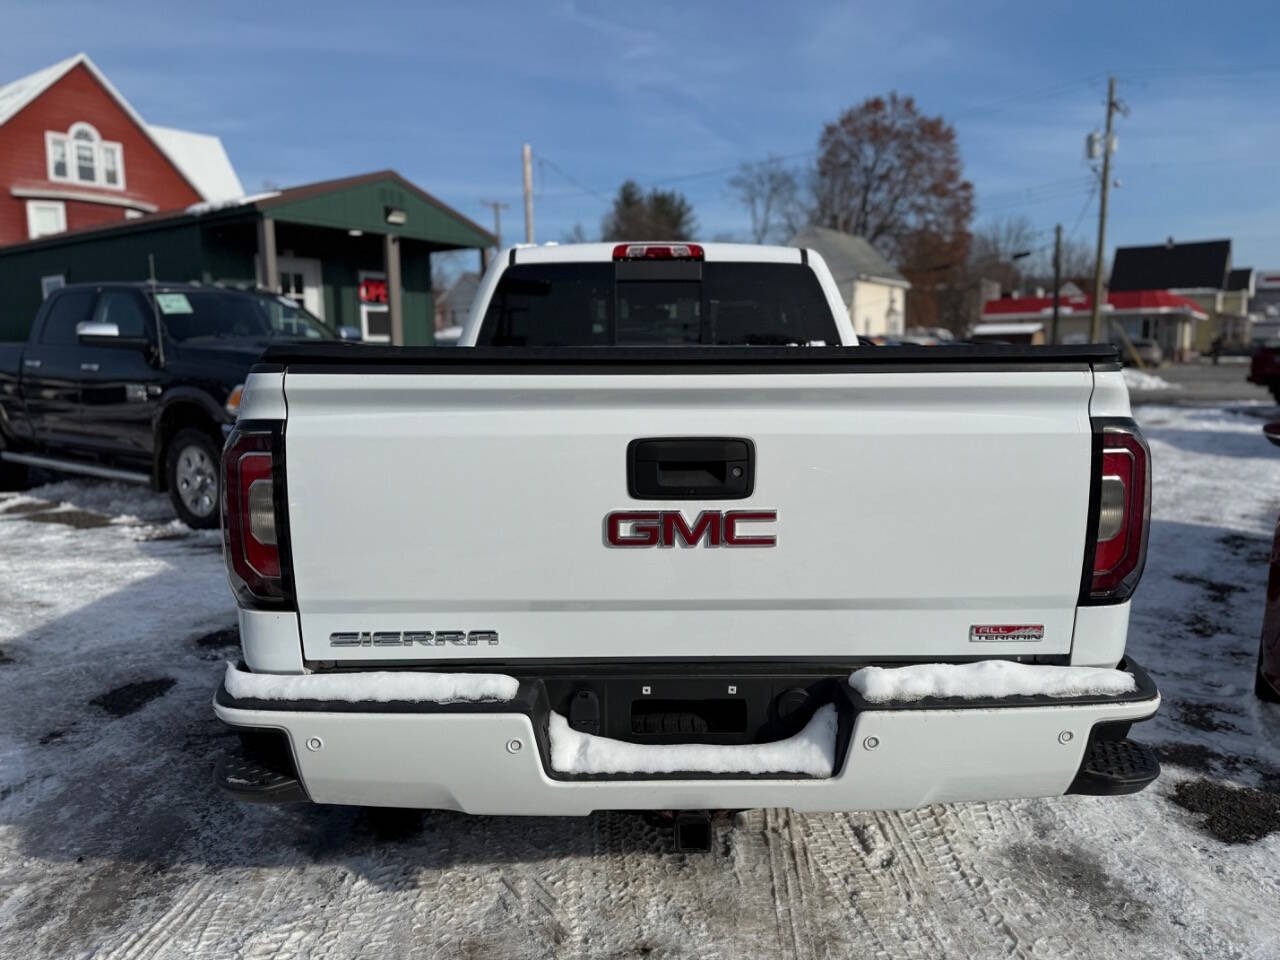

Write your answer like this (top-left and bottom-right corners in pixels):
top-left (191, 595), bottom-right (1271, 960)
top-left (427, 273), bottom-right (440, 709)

top-left (153, 291), bottom-right (336, 342)
top-left (477, 262), bottom-right (839, 346)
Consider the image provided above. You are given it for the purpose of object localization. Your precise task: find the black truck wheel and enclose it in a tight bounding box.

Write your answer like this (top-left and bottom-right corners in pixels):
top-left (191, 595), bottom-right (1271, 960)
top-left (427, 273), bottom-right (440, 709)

top-left (166, 428), bottom-right (221, 529)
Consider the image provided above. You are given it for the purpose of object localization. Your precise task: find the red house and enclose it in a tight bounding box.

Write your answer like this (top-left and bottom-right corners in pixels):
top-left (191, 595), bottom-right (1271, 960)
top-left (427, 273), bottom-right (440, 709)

top-left (0, 53), bottom-right (242, 247)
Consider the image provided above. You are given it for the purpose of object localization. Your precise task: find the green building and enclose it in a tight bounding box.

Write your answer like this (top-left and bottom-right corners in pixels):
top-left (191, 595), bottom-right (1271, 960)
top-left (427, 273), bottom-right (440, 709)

top-left (0, 170), bottom-right (494, 343)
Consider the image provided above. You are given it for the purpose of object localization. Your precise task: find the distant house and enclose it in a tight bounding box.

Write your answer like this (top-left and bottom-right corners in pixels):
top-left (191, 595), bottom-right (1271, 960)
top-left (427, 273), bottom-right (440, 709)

top-left (436, 271), bottom-right (480, 332)
top-left (1252, 269), bottom-right (1280, 342)
top-left (0, 52), bottom-right (243, 246)
top-left (790, 226), bottom-right (910, 338)
top-left (982, 290), bottom-right (1208, 360)
top-left (1109, 238), bottom-right (1250, 354)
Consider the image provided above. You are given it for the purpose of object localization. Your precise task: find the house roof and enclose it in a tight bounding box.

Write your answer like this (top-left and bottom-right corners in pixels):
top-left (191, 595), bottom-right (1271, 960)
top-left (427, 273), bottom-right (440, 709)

top-left (1109, 239), bottom-right (1231, 291)
top-left (0, 52), bottom-right (240, 202)
top-left (147, 125), bottom-right (243, 202)
top-left (790, 225), bottom-right (909, 288)
top-left (983, 290), bottom-right (1209, 321)
top-left (1226, 267), bottom-right (1254, 293)
top-left (440, 271), bottom-right (481, 310)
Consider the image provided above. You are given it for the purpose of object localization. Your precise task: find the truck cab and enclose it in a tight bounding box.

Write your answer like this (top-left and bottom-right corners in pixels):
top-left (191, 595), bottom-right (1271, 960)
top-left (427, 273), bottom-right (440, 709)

top-left (0, 282), bottom-right (342, 525)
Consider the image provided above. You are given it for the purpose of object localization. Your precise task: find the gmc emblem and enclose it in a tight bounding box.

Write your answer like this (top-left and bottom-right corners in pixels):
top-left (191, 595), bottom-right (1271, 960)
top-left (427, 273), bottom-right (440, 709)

top-left (605, 510), bottom-right (777, 548)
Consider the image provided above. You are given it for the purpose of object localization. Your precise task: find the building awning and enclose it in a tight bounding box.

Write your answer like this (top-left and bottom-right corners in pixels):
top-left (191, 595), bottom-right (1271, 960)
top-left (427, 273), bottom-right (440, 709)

top-left (982, 290), bottom-right (1209, 322)
top-left (971, 322), bottom-right (1044, 337)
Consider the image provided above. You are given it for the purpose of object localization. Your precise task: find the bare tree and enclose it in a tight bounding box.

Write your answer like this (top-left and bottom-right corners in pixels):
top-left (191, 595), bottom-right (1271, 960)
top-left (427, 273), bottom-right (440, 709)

top-left (729, 155), bottom-right (803, 244)
top-left (810, 93), bottom-right (974, 329)
top-left (970, 215), bottom-right (1039, 293)
top-left (1029, 237), bottom-right (1094, 290)
top-left (811, 93), bottom-right (973, 268)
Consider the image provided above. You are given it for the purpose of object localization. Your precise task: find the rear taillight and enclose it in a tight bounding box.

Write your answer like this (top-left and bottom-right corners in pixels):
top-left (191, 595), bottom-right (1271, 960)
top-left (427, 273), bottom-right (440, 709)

top-left (612, 243), bottom-right (704, 261)
top-left (1082, 420), bottom-right (1150, 604)
top-left (221, 422), bottom-right (292, 608)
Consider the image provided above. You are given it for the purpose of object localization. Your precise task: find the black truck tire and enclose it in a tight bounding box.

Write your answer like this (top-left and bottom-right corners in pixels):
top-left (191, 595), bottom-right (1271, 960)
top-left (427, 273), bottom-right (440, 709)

top-left (1270, 384), bottom-right (1280, 405)
top-left (166, 428), bottom-right (222, 529)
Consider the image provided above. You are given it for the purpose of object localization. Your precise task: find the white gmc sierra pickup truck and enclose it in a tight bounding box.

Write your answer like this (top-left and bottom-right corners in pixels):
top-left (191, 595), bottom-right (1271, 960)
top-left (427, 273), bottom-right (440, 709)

top-left (213, 242), bottom-right (1159, 844)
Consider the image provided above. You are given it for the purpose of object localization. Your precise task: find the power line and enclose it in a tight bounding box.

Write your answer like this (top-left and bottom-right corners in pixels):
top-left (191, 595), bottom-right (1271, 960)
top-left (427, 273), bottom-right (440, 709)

top-left (537, 154), bottom-right (611, 202)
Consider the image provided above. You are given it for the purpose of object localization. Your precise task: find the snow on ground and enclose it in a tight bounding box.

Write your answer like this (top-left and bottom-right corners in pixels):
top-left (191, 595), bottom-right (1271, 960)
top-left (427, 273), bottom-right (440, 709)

top-left (0, 407), bottom-right (1278, 959)
top-left (1124, 367), bottom-right (1180, 391)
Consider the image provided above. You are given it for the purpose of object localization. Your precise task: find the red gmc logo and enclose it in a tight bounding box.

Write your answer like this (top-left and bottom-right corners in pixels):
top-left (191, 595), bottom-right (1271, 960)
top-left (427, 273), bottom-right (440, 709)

top-left (605, 510), bottom-right (777, 548)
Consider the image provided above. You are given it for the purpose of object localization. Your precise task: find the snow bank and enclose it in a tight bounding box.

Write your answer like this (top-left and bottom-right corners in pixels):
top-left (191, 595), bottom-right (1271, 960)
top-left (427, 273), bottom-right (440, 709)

top-left (1123, 368), bottom-right (1178, 391)
top-left (223, 663), bottom-right (519, 703)
top-left (849, 661), bottom-right (1136, 703)
top-left (549, 704), bottom-right (838, 777)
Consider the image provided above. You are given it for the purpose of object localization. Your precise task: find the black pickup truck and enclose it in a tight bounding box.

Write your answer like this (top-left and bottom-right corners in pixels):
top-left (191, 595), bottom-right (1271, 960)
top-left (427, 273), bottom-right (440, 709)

top-left (0, 282), bottom-right (352, 527)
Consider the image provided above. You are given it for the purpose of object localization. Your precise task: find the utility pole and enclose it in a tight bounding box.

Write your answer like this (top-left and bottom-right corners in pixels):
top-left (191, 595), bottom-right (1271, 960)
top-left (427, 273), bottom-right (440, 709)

top-left (1090, 76), bottom-right (1122, 342)
top-left (522, 143), bottom-right (535, 244)
top-left (1052, 223), bottom-right (1062, 344)
top-left (480, 200), bottom-right (509, 248)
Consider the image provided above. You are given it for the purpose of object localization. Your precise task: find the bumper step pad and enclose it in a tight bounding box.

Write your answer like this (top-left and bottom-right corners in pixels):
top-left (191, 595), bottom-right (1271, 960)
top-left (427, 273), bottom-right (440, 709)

top-left (1067, 737), bottom-right (1160, 796)
top-left (214, 751), bottom-right (308, 804)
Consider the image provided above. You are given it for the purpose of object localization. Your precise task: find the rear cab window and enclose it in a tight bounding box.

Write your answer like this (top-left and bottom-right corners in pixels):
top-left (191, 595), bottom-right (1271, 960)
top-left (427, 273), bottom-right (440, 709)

top-left (477, 261), bottom-right (838, 347)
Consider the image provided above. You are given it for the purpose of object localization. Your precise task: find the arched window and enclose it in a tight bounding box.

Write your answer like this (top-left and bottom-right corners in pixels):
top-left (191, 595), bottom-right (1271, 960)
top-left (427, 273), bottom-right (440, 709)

top-left (46, 122), bottom-right (124, 189)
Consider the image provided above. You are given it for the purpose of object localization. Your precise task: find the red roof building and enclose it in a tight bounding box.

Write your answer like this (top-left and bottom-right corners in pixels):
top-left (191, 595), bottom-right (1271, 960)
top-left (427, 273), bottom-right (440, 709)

top-left (0, 53), bottom-right (242, 247)
top-left (982, 290), bottom-right (1207, 361)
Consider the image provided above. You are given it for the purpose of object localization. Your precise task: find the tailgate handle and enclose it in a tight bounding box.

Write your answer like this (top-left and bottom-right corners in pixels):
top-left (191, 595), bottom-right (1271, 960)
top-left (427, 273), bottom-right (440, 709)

top-left (627, 438), bottom-right (754, 500)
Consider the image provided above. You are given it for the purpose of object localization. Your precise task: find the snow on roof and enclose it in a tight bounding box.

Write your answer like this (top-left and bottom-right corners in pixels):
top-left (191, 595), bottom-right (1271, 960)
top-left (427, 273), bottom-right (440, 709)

top-left (0, 52), bottom-right (243, 203)
top-left (970, 322), bottom-right (1044, 336)
top-left (0, 53), bottom-right (85, 127)
top-left (148, 125), bottom-right (243, 203)
top-left (183, 191), bottom-right (279, 216)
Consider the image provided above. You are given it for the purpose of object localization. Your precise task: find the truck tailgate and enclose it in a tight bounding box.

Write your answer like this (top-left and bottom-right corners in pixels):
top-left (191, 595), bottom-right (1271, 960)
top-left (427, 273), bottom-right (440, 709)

top-left (278, 356), bottom-right (1097, 665)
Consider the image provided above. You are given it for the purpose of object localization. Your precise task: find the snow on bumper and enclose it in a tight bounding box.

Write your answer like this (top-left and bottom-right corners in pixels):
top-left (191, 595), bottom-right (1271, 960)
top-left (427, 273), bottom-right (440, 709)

top-left (212, 662), bottom-right (1160, 815)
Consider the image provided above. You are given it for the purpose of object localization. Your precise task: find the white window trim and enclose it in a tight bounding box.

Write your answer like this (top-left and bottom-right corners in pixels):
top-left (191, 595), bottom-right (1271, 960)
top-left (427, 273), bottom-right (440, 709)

top-left (25, 199), bottom-right (66, 239)
top-left (45, 122), bottom-right (125, 191)
top-left (40, 275), bottom-right (65, 299)
top-left (360, 304), bottom-right (391, 343)
top-left (45, 131), bottom-right (68, 182)
top-left (100, 140), bottom-right (126, 190)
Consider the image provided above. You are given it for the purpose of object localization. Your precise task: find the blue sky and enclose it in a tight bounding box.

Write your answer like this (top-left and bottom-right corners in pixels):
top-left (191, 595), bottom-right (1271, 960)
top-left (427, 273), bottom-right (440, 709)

top-left (6, 0), bottom-right (1280, 267)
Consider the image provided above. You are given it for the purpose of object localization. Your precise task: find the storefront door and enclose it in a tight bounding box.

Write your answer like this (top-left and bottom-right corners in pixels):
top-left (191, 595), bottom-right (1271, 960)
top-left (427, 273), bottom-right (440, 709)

top-left (277, 256), bottom-right (325, 320)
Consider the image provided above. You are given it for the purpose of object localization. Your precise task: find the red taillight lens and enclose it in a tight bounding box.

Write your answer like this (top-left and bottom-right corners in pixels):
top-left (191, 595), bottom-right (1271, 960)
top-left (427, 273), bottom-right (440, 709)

top-left (221, 425), bottom-right (289, 607)
top-left (1085, 423), bottom-right (1150, 602)
top-left (612, 243), bottom-right (704, 261)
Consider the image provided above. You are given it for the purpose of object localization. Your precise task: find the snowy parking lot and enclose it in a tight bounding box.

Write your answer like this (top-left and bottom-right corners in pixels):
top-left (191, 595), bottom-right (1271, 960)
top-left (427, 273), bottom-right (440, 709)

top-left (1, 402), bottom-right (1278, 959)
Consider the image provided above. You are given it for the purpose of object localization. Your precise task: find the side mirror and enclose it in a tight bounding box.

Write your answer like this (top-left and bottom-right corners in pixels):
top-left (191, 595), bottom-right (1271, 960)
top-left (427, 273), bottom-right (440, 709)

top-left (76, 320), bottom-right (119, 339)
top-left (76, 319), bottom-right (151, 350)
top-left (1264, 423), bottom-right (1280, 447)
top-left (337, 325), bottom-right (362, 341)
